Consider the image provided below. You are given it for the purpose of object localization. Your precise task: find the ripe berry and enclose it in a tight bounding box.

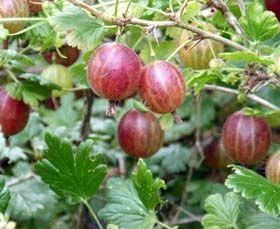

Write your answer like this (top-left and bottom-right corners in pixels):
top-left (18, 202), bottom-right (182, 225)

top-left (43, 46), bottom-right (80, 67)
top-left (266, 151), bottom-right (280, 184)
top-left (0, 0), bottom-right (30, 33)
top-left (222, 111), bottom-right (271, 165)
top-left (87, 43), bottom-right (142, 101)
top-left (0, 89), bottom-right (30, 136)
top-left (117, 109), bottom-right (164, 158)
top-left (265, 0), bottom-right (280, 21)
top-left (42, 98), bottom-right (60, 110)
top-left (204, 139), bottom-right (232, 169)
top-left (41, 64), bottom-right (72, 97)
top-left (139, 61), bottom-right (186, 114)
top-left (178, 27), bottom-right (224, 70)
top-left (28, 0), bottom-right (42, 14)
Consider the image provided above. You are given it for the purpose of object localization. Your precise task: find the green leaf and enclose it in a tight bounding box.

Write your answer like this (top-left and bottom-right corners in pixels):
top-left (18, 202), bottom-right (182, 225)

top-left (220, 52), bottom-right (273, 65)
top-left (181, 2), bottom-right (203, 22)
top-left (131, 159), bottom-right (166, 210)
top-left (40, 94), bottom-right (82, 128)
top-left (0, 24), bottom-right (8, 41)
top-left (70, 63), bottom-right (88, 86)
top-left (225, 165), bottom-right (280, 215)
top-left (239, 3), bottom-right (279, 42)
top-left (35, 133), bottom-right (107, 200)
top-left (159, 113), bottom-right (173, 130)
top-left (140, 40), bottom-right (176, 63)
top-left (10, 113), bottom-right (44, 146)
top-left (0, 50), bottom-right (33, 66)
top-left (190, 95), bottom-right (216, 129)
top-left (26, 22), bottom-right (56, 52)
top-left (186, 70), bottom-right (218, 93)
top-left (202, 192), bottom-right (241, 229)
top-left (6, 74), bottom-right (61, 107)
top-left (0, 132), bottom-right (27, 162)
top-left (107, 225), bottom-right (119, 229)
top-left (245, 213), bottom-right (280, 229)
top-left (49, 5), bottom-right (104, 51)
top-left (133, 100), bottom-right (149, 113)
top-left (146, 144), bottom-right (191, 173)
top-left (7, 163), bottom-right (57, 220)
top-left (164, 122), bottom-right (195, 142)
top-left (0, 176), bottom-right (10, 213)
top-left (242, 107), bottom-right (280, 127)
top-left (98, 178), bottom-right (157, 229)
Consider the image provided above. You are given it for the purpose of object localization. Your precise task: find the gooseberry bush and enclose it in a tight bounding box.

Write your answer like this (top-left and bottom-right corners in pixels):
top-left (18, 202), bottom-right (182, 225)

top-left (0, 0), bottom-right (280, 228)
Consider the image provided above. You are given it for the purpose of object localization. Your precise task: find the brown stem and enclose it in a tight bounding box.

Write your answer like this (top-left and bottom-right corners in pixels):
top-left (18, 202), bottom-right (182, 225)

top-left (77, 89), bottom-right (96, 229)
top-left (80, 89), bottom-right (94, 141)
top-left (235, 0), bottom-right (246, 16)
top-left (204, 84), bottom-right (280, 111)
top-left (178, 0), bottom-right (189, 19)
top-left (208, 0), bottom-right (243, 36)
top-left (194, 94), bottom-right (204, 168)
top-left (2, 39), bottom-right (9, 49)
top-left (6, 172), bottom-right (35, 187)
top-left (171, 166), bottom-right (194, 226)
top-left (67, 0), bottom-right (251, 52)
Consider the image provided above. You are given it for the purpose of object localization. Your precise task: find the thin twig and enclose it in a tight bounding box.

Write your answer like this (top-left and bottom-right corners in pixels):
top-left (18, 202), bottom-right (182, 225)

top-left (175, 206), bottom-right (203, 222)
top-left (178, 0), bottom-right (189, 19)
top-left (67, 0), bottom-right (251, 52)
top-left (235, 0), bottom-right (246, 16)
top-left (81, 89), bottom-right (94, 141)
top-left (204, 84), bottom-right (280, 111)
top-left (165, 38), bottom-right (198, 62)
top-left (194, 93), bottom-right (204, 167)
top-left (78, 89), bottom-right (95, 229)
top-left (171, 166), bottom-right (194, 225)
top-left (208, 0), bottom-right (243, 36)
top-left (176, 216), bottom-right (203, 225)
top-left (6, 172), bottom-right (35, 187)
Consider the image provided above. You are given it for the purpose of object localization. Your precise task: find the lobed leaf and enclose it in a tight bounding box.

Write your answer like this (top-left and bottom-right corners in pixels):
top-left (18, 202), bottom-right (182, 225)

top-left (35, 133), bottom-right (107, 201)
top-left (245, 213), bottom-right (280, 229)
top-left (202, 192), bottom-right (240, 229)
top-left (225, 165), bottom-right (280, 215)
top-left (6, 74), bottom-right (61, 107)
top-left (220, 52), bottom-right (273, 65)
top-left (240, 3), bottom-right (279, 42)
top-left (131, 159), bottom-right (166, 210)
top-left (98, 178), bottom-right (157, 229)
top-left (49, 5), bottom-right (104, 51)
top-left (0, 176), bottom-right (10, 213)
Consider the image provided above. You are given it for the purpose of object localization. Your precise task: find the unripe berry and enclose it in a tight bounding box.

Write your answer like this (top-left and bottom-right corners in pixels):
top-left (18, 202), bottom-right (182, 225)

top-left (41, 64), bottom-right (72, 97)
top-left (209, 58), bottom-right (225, 69)
top-left (266, 151), bottom-right (280, 184)
top-left (178, 25), bottom-right (224, 70)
